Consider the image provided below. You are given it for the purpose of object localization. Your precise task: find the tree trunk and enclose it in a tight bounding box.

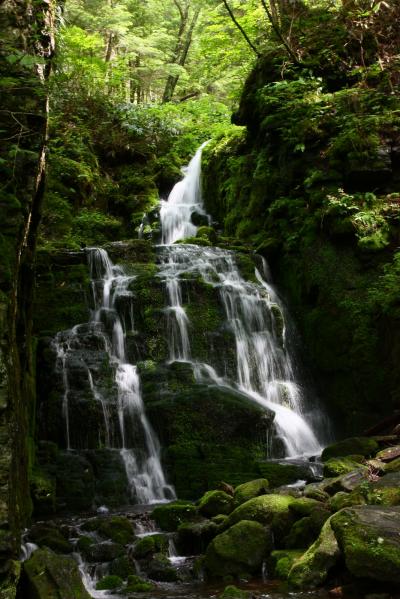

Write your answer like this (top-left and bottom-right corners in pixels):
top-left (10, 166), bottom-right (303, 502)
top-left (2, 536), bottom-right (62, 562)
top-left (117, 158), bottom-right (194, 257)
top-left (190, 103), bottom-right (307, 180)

top-left (163, 4), bottom-right (201, 103)
top-left (0, 0), bottom-right (56, 593)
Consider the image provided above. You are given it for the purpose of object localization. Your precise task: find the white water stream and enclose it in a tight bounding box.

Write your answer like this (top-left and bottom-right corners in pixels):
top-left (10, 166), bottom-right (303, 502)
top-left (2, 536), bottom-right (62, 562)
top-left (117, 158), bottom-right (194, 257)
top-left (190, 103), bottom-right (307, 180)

top-left (159, 144), bottom-right (322, 457)
top-left (53, 248), bottom-right (175, 504)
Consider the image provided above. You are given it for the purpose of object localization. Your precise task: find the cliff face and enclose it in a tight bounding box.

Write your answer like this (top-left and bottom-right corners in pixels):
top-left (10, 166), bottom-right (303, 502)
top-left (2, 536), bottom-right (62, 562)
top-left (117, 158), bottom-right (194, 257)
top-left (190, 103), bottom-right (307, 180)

top-left (0, 0), bottom-right (55, 593)
top-left (201, 8), bottom-right (400, 436)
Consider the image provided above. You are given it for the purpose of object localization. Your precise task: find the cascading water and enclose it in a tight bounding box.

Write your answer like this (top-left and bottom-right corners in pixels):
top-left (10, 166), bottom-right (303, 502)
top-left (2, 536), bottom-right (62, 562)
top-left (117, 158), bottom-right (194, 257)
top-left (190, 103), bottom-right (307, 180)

top-left (158, 144), bottom-right (322, 457)
top-left (53, 248), bottom-right (175, 504)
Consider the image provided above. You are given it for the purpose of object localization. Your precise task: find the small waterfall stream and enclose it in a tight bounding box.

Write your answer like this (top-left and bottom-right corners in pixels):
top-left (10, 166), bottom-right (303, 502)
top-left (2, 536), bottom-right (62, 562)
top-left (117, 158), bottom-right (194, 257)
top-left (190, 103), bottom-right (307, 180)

top-left (159, 144), bottom-right (322, 457)
top-left (53, 248), bottom-right (175, 504)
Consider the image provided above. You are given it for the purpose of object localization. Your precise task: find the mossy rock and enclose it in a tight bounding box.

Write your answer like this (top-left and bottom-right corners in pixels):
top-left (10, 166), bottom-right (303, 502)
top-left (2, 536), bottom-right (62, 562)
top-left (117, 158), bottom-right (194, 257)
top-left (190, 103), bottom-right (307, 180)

top-left (23, 548), bottom-right (91, 598)
top-left (329, 491), bottom-right (363, 512)
top-left (151, 502), bottom-right (197, 531)
top-left (383, 457), bottom-right (400, 473)
top-left (76, 535), bottom-right (94, 555)
top-left (284, 509), bottom-right (331, 549)
top-left (323, 457), bottom-right (367, 478)
top-left (132, 533), bottom-right (169, 558)
top-left (82, 515), bottom-right (134, 544)
top-left (366, 472), bottom-right (400, 506)
top-left (323, 468), bottom-right (370, 495)
top-left (219, 585), bottom-right (251, 599)
top-left (30, 468), bottom-right (56, 516)
top-left (224, 494), bottom-right (295, 541)
top-left (147, 552), bottom-right (178, 582)
top-left (178, 519), bottom-right (219, 554)
top-left (288, 497), bottom-right (325, 517)
top-left (198, 490), bottom-right (234, 517)
top-left (96, 575), bottom-right (123, 590)
top-left (110, 555), bottom-right (137, 579)
top-left (27, 524), bottom-right (73, 554)
top-left (85, 541), bottom-right (125, 563)
top-left (331, 506), bottom-right (400, 583)
top-left (204, 520), bottom-right (273, 578)
top-left (256, 461), bottom-right (311, 488)
top-left (303, 482), bottom-right (330, 503)
top-left (321, 437), bottom-right (378, 462)
top-left (125, 574), bottom-right (154, 593)
top-left (288, 518), bottom-right (340, 589)
top-left (269, 549), bottom-right (303, 580)
top-left (233, 479), bottom-right (269, 506)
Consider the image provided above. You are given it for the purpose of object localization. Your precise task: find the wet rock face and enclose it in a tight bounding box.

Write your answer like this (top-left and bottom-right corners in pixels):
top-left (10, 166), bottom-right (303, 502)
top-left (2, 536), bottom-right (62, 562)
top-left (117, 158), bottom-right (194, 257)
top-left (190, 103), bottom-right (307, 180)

top-left (331, 506), bottom-right (400, 584)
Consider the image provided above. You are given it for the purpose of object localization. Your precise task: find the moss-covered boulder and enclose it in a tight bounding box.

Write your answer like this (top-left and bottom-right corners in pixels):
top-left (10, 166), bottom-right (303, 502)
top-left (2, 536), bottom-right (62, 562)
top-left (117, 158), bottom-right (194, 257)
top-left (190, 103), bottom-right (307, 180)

top-left (198, 490), bottom-right (234, 517)
top-left (269, 549), bottom-right (303, 580)
top-left (85, 541), bottom-right (125, 563)
top-left (288, 497), bottom-right (326, 517)
top-left (22, 549), bottom-right (91, 598)
top-left (328, 491), bottom-right (362, 512)
top-left (110, 555), bottom-right (137, 579)
top-left (233, 479), bottom-right (269, 505)
top-left (376, 445), bottom-right (400, 462)
top-left (323, 468), bottom-right (370, 495)
top-left (224, 494), bottom-right (295, 541)
top-left (147, 553), bottom-right (178, 582)
top-left (124, 574), bottom-right (154, 593)
top-left (219, 585), bottom-right (251, 599)
top-left (323, 457), bottom-right (366, 478)
top-left (204, 520), bottom-right (272, 578)
top-left (178, 519), bottom-right (219, 554)
top-left (331, 506), bottom-right (400, 584)
top-left (96, 575), bottom-right (123, 590)
top-left (321, 437), bottom-right (378, 462)
top-left (284, 508), bottom-right (331, 549)
top-left (256, 461), bottom-right (312, 488)
top-left (288, 518), bottom-right (340, 589)
top-left (151, 502), bottom-right (197, 532)
top-left (27, 523), bottom-right (73, 554)
top-left (383, 457), bottom-right (400, 473)
top-left (132, 533), bottom-right (169, 558)
top-left (82, 515), bottom-right (134, 545)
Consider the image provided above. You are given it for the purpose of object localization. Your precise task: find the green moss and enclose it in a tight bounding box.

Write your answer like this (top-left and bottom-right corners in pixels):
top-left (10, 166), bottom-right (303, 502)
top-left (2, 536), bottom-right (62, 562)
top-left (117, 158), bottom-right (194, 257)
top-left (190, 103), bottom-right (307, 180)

top-left (82, 516), bottom-right (134, 545)
top-left (151, 502), bottom-right (197, 532)
top-left (321, 438), bottom-right (379, 462)
top-left (198, 490), bottom-right (234, 517)
top-left (205, 520), bottom-right (272, 578)
top-left (288, 518), bottom-right (340, 589)
top-left (110, 555), bottom-right (137, 579)
top-left (133, 534), bottom-right (168, 558)
top-left (331, 506), bottom-right (400, 584)
top-left (96, 575), bottom-right (123, 590)
top-left (323, 457), bottom-right (367, 477)
top-left (225, 494), bottom-right (295, 542)
top-left (270, 550), bottom-right (303, 580)
top-left (233, 479), bottom-right (269, 506)
top-left (125, 575), bottom-right (154, 593)
top-left (23, 549), bottom-right (91, 599)
top-left (219, 585), bottom-right (251, 599)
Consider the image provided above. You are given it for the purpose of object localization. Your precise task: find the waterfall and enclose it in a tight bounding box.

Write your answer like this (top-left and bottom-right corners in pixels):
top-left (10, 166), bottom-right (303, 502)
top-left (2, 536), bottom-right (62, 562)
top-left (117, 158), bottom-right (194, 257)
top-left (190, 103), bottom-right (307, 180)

top-left (53, 247), bottom-right (176, 504)
top-left (158, 144), bottom-right (322, 457)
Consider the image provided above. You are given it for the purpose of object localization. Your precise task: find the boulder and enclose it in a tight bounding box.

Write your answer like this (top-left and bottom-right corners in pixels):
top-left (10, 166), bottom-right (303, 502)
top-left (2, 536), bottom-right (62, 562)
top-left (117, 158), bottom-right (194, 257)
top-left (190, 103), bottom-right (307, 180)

top-left (198, 490), bottom-right (234, 517)
top-left (383, 456), bottom-right (400, 473)
top-left (218, 585), bottom-right (251, 599)
top-left (22, 548), bottom-right (91, 599)
top-left (288, 497), bottom-right (325, 517)
top-left (233, 478), bottom-right (269, 505)
top-left (284, 508), bottom-right (331, 549)
top-left (321, 437), bottom-right (378, 462)
top-left (376, 445), bottom-right (400, 462)
top-left (132, 533), bottom-right (169, 559)
top-left (269, 549), bottom-right (303, 580)
top-left (204, 520), bottom-right (272, 577)
top-left (27, 523), bottom-right (73, 554)
top-left (109, 555), bottom-right (137, 579)
top-left (323, 468), bottom-right (370, 495)
top-left (147, 552), bottom-right (178, 582)
top-left (125, 574), bottom-right (154, 592)
top-left (323, 457), bottom-right (366, 478)
top-left (257, 460), bottom-right (316, 488)
top-left (85, 541), bottom-right (125, 562)
top-left (82, 515), bottom-right (135, 545)
top-left (178, 520), bottom-right (219, 554)
top-left (224, 494), bottom-right (295, 541)
top-left (331, 506), bottom-right (400, 583)
top-left (96, 575), bottom-right (122, 590)
top-left (151, 502), bottom-right (197, 532)
top-left (288, 518), bottom-right (340, 589)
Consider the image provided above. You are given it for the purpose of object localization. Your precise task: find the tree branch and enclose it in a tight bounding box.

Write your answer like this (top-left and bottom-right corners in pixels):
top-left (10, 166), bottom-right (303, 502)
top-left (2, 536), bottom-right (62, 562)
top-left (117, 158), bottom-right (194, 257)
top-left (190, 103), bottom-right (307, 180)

top-left (221, 0), bottom-right (261, 57)
top-left (260, 0), bottom-right (302, 65)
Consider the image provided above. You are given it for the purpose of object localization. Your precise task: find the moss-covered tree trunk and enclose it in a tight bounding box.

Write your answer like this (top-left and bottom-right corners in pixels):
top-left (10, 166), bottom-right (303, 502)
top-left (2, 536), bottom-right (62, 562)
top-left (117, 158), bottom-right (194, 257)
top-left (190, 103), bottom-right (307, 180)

top-left (0, 0), bottom-right (56, 594)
